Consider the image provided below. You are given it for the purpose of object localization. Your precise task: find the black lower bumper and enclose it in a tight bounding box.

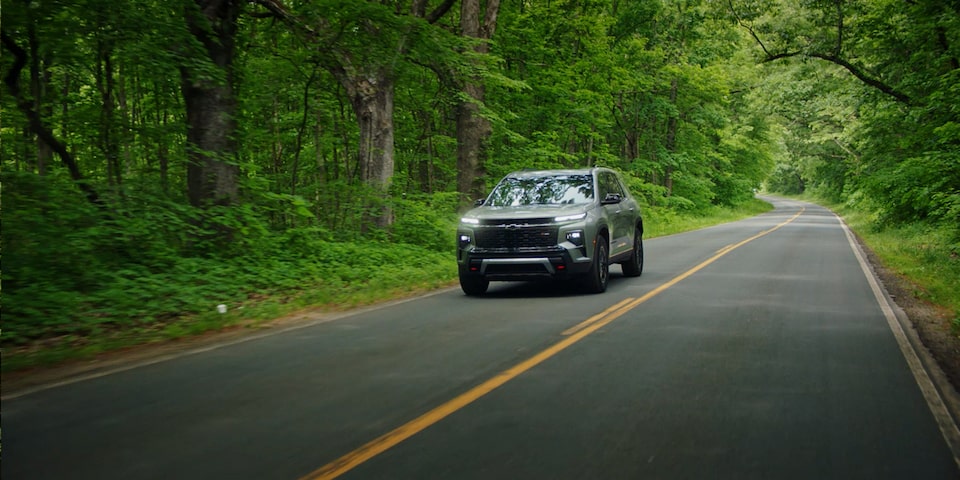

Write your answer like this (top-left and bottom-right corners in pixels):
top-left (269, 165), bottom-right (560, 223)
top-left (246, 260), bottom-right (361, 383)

top-left (458, 248), bottom-right (592, 281)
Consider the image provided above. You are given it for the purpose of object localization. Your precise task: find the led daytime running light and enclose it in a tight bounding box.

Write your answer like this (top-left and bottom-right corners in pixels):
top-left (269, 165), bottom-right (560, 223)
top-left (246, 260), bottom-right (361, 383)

top-left (554, 213), bottom-right (586, 222)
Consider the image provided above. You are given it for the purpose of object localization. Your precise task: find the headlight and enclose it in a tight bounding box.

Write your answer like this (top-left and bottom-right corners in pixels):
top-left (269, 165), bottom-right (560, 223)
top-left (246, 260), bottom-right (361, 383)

top-left (565, 230), bottom-right (585, 246)
top-left (459, 234), bottom-right (472, 247)
top-left (460, 217), bottom-right (480, 225)
top-left (555, 213), bottom-right (586, 222)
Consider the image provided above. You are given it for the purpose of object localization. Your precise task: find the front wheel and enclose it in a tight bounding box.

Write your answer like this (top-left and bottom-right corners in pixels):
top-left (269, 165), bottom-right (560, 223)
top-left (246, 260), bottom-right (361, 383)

top-left (459, 269), bottom-right (489, 296)
top-left (621, 228), bottom-right (643, 277)
top-left (581, 236), bottom-right (609, 294)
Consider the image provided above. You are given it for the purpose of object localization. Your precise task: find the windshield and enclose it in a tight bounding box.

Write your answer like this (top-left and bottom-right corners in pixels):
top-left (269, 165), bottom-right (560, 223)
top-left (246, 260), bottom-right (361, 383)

top-left (485, 174), bottom-right (594, 207)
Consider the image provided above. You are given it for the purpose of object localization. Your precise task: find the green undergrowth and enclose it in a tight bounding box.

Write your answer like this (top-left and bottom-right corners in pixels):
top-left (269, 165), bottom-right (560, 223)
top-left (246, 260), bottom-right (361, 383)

top-left (2, 197), bottom-right (775, 372)
top-left (643, 197), bottom-right (774, 238)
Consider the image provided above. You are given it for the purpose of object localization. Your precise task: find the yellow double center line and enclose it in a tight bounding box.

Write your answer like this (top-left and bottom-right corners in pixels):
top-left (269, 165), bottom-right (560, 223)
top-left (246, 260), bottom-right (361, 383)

top-left (302, 208), bottom-right (804, 480)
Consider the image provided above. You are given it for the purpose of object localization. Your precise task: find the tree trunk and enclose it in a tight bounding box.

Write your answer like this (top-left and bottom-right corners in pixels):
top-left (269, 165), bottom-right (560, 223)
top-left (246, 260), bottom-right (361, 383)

top-left (456, 84), bottom-right (489, 202)
top-left (290, 69), bottom-right (317, 197)
top-left (155, 84), bottom-right (170, 194)
top-left (664, 78), bottom-right (679, 196)
top-left (28, 24), bottom-right (51, 175)
top-left (456, 0), bottom-right (500, 205)
top-left (333, 68), bottom-right (395, 228)
top-left (97, 41), bottom-right (122, 187)
top-left (181, 0), bottom-right (241, 208)
top-left (350, 75), bottom-right (395, 193)
top-left (614, 91), bottom-right (641, 162)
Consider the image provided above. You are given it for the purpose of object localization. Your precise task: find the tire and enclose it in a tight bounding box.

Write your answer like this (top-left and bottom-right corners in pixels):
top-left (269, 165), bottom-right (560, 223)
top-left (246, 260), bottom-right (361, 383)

top-left (582, 235), bottom-right (609, 293)
top-left (459, 269), bottom-right (489, 296)
top-left (621, 228), bottom-right (644, 277)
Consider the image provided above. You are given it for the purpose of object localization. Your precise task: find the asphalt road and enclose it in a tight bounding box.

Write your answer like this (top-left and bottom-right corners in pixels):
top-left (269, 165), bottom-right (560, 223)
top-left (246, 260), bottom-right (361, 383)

top-left (4, 197), bottom-right (959, 479)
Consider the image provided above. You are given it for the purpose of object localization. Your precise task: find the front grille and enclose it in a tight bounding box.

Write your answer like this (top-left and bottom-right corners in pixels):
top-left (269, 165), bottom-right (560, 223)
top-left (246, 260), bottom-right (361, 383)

top-left (480, 217), bottom-right (554, 226)
top-left (475, 225), bottom-right (558, 249)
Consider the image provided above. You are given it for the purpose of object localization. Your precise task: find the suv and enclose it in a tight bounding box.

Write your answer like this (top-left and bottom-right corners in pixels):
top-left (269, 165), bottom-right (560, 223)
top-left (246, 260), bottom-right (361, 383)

top-left (457, 168), bottom-right (643, 295)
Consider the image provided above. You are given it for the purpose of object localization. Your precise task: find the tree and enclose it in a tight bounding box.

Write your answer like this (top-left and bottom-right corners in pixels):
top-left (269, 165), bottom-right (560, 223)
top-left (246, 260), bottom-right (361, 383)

top-left (253, 0), bottom-right (459, 227)
top-left (2, 19), bottom-right (102, 206)
top-left (456, 0), bottom-right (501, 204)
top-left (726, 0), bottom-right (912, 104)
top-left (733, 0), bottom-right (959, 232)
top-left (180, 0), bottom-right (243, 208)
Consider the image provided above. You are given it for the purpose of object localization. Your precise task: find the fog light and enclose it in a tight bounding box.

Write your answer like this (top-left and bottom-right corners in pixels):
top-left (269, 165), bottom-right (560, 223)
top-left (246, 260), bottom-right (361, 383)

top-left (566, 230), bottom-right (584, 246)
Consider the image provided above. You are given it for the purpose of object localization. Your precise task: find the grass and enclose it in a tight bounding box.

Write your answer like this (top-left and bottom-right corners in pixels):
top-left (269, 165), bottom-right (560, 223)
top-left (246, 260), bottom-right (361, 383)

top-left (2, 198), bottom-right (776, 373)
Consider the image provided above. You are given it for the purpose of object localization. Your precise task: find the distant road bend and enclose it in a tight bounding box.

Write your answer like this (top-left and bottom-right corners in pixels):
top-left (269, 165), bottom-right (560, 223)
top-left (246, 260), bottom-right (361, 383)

top-left (4, 197), bottom-right (960, 479)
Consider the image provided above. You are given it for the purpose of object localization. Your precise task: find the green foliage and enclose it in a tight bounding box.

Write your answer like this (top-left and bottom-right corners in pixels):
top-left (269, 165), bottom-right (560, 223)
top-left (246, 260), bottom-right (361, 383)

top-left (766, 164), bottom-right (805, 195)
top-left (751, 0), bottom-right (959, 250)
top-left (485, 0), bottom-right (772, 212)
top-left (389, 191), bottom-right (461, 251)
top-left (1, 172), bottom-right (459, 348)
top-left (865, 151), bottom-right (960, 224)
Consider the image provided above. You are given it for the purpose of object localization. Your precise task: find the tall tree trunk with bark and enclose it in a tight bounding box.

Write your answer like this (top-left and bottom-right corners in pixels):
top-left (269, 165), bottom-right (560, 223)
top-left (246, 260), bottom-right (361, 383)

top-left (329, 65), bottom-right (396, 228)
top-left (97, 40), bottom-right (122, 187)
top-left (181, 0), bottom-right (241, 208)
top-left (664, 78), bottom-right (678, 196)
top-left (457, 0), bottom-right (500, 205)
top-left (28, 23), bottom-right (51, 175)
top-left (456, 81), bottom-right (489, 203)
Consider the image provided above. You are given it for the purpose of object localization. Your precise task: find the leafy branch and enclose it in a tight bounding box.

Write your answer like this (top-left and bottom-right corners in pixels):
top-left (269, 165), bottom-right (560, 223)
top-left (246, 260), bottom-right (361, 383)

top-left (726, 0), bottom-right (913, 105)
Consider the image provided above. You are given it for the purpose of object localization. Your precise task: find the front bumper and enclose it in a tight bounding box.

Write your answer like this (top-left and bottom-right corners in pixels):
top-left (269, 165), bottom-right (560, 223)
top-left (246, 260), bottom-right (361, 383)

top-left (457, 246), bottom-right (593, 281)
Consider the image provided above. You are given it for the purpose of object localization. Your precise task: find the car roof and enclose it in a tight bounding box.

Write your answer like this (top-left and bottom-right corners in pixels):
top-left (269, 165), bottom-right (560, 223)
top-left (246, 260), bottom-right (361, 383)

top-left (505, 167), bottom-right (611, 178)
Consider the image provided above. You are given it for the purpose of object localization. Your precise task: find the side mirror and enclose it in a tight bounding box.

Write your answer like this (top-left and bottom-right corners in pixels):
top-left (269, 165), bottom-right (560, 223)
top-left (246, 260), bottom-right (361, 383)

top-left (474, 198), bottom-right (486, 206)
top-left (601, 193), bottom-right (622, 205)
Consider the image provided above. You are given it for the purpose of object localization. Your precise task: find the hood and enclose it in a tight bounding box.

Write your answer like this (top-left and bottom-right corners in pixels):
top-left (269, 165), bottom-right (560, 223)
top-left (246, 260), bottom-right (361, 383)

top-left (462, 203), bottom-right (589, 221)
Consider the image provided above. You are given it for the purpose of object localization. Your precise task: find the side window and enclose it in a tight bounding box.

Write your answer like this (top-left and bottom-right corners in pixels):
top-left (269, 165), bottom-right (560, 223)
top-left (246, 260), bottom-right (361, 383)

top-left (599, 172), bottom-right (624, 198)
top-left (610, 173), bottom-right (625, 196)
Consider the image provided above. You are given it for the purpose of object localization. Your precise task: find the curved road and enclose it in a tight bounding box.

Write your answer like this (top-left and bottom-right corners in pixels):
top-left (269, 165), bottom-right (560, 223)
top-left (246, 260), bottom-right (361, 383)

top-left (4, 197), bottom-right (959, 479)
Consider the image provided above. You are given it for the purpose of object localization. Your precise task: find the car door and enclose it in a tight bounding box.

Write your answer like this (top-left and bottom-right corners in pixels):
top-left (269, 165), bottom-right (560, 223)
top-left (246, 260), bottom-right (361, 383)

top-left (599, 171), bottom-right (634, 258)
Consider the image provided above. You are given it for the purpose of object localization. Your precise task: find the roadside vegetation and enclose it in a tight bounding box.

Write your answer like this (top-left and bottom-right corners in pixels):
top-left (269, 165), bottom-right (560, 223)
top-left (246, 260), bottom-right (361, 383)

top-left (643, 198), bottom-right (773, 239)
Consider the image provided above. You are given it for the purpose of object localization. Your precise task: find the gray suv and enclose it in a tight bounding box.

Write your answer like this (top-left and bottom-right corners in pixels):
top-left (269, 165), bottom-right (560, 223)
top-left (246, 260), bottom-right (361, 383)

top-left (457, 168), bottom-right (643, 295)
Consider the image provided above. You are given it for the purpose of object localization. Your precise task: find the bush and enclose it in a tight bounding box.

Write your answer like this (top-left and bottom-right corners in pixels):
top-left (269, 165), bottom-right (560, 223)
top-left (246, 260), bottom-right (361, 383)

top-left (389, 192), bottom-right (460, 252)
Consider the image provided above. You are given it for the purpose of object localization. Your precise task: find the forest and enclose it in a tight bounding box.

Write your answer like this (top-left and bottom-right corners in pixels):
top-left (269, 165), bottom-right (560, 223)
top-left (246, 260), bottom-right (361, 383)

top-left (2, 0), bottom-right (958, 366)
